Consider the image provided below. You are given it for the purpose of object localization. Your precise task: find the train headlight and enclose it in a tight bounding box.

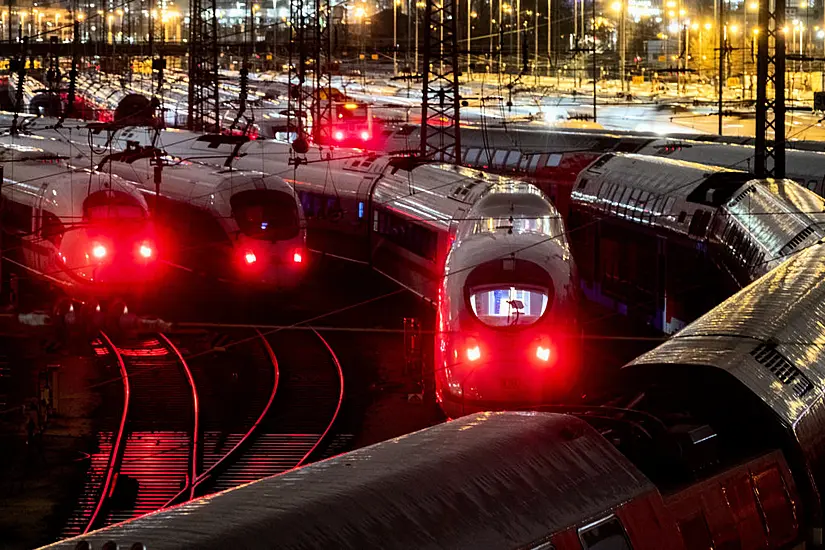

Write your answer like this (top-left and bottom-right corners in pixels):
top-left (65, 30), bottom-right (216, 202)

top-left (360, 130), bottom-right (371, 141)
top-left (292, 249), bottom-right (303, 263)
top-left (334, 131), bottom-right (345, 141)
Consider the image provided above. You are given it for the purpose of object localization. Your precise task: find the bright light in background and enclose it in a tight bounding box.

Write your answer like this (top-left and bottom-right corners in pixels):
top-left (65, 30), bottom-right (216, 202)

top-left (245, 251), bottom-right (257, 264)
top-left (293, 250), bottom-right (303, 263)
top-left (139, 243), bottom-right (153, 259)
top-left (611, 1), bottom-right (622, 12)
top-left (536, 345), bottom-right (551, 362)
top-left (360, 130), bottom-right (370, 140)
top-left (92, 244), bottom-right (107, 259)
top-left (668, 22), bottom-right (679, 33)
top-left (334, 131), bottom-right (345, 141)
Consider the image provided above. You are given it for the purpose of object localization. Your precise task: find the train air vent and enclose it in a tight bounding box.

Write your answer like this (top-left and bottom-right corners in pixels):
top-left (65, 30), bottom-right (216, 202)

top-left (778, 226), bottom-right (815, 257)
top-left (751, 343), bottom-right (814, 398)
top-left (728, 185), bottom-right (757, 206)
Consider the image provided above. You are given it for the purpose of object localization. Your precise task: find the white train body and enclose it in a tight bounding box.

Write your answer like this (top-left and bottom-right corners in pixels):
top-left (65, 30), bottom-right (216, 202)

top-left (0, 144), bottom-right (158, 301)
top-left (0, 128), bottom-right (308, 289)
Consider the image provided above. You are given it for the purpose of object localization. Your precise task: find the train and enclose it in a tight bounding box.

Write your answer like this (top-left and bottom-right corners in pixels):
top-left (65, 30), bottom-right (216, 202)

top-left (0, 142), bottom-right (159, 308)
top-left (0, 115), bottom-right (580, 417)
top-left (567, 152), bottom-right (825, 334)
top-left (47, 233), bottom-right (825, 549)
top-left (377, 124), bottom-right (825, 215)
top-left (0, 128), bottom-right (308, 291)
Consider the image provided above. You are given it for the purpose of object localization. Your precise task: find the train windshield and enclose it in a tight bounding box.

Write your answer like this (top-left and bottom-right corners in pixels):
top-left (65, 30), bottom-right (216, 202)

top-left (469, 286), bottom-right (549, 327)
top-left (83, 190), bottom-right (147, 220)
top-left (231, 189), bottom-right (300, 241)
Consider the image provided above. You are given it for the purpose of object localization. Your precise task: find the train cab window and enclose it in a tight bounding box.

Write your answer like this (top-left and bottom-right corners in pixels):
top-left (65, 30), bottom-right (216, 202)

top-left (1, 199), bottom-right (33, 235)
top-left (39, 210), bottom-right (64, 247)
top-left (83, 190), bottom-right (147, 221)
top-left (578, 515), bottom-right (633, 550)
top-left (230, 189), bottom-right (300, 241)
top-left (469, 285), bottom-right (549, 327)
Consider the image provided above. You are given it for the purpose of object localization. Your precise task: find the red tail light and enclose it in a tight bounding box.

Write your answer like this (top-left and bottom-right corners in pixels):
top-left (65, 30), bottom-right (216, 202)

top-left (138, 242), bottom-right (154, 259)
top-left (535, 337), bottom-right (556, 365)
top-left (292, 249), bottom-right (303, 263)
top-left (244, 251), bottom-right (257, 264)
top-left (466, 337), bottom-right (481, 362)
top-left (91, 243), bottom-right (107, 260)
top-left (360, 131), bottom-right (370, 141)
top-left (334, 131), bottom-right (345, 141)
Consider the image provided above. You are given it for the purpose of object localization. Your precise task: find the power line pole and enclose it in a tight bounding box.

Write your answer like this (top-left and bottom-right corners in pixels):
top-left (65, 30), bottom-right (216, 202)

top-left (718, 0), bottom-right (725, 135)
top-left (755, 0), bottom-right (785, 177)
top-left (591, 0), bottom-right (596, 122)
top-left (420, 0), bottom-right (461, 161)
top-left (187, 0), bottom-right (220, 131)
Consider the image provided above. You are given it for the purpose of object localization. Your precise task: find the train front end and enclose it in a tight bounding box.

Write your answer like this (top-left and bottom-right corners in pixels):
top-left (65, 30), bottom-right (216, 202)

top-left (58, 184), bottom-right (159, 303)
top-left (221, 176), bottom-right (308, 290)
top-left (434, 184), bottom-right (579, 419)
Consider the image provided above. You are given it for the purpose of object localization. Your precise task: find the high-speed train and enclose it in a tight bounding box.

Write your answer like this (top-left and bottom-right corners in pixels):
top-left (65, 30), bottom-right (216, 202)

top-left (568, 152), bottom-right (825, 333)
top-left (49, 238), bottom-right (825, 548)
top-left (0, 127), bottom-right (308, 290)
top-left (0, 143), bottom-right (159, 307)
top-left (0, 115), bottom-right (581, 417)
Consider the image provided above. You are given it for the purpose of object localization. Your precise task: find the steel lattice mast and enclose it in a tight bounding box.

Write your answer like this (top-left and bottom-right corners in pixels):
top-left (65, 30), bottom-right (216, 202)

top-left (755, 0), bottom-right (785, 177)
top-left (187, 0), bottom-right (221, 132)
top-left (419, 0), bottom-right (461, 162)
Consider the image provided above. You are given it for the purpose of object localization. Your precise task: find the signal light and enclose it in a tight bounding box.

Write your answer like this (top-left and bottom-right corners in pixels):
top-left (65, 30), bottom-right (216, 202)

top-left (244, 251), bottom-right (257, 264)
top-left (138, 242), bottom-right (153, 259)
top-left (344, 103), bottom-right (358, 110)
top-left (360, 131), bottom-right (370, 141)
top-left (92, 243), bottom-right (107, 259)
top-left (466, 337), bottom-right (481, 362)
top-left (334, 131), bottom-right (345, 141)
top-left (535, 337), bottom-right (556, 365)
top-left (292, 249), bottom-right (303, 263)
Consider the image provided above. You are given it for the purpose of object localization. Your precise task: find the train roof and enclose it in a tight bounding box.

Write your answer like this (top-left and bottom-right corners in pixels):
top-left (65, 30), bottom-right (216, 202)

top-left (49, 412), bottom-right (655, 550)
top-left (624, 240), bottom-right (825, 509)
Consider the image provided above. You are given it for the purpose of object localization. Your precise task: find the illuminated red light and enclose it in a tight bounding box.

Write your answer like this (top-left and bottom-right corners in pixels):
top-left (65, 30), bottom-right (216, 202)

top-left (139, 243), bottom-right (153, 259)
top-left (466, 337), bottom-right (481, 362)
top-left (334, 131), bottom-right (345, 141)
top-left (360, 131), bottom-right (370, 141)
top-left (293, 250), bottom-right (303, 263)
top-left (244, 251), bottom-right (257, 264)
top-left (92, 243), bottom-right (107, 259)
top-left (536, 345), bottom-right (551, 362)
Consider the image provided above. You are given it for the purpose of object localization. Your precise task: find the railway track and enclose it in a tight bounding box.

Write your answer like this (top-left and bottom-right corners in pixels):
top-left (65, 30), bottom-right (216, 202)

top-left (194, 328), bottom-right (344, 495)
top-left (62, 332), bottom-right (199, 536)
top-left (62, 326), bottom-right (344, 537)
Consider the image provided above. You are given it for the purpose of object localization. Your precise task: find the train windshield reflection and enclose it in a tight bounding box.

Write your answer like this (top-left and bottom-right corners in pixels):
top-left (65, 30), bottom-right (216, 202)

top-left (469, 286), bottom-right (549, 326)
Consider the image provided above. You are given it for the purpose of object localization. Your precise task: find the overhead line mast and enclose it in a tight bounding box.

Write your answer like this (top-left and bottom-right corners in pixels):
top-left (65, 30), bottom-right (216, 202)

top-left (755, 0), bottom-right (785, 178)
top-left (419, 0), bottom-right (461, 162)
top-left (187, 0), bottom-right (221, 131)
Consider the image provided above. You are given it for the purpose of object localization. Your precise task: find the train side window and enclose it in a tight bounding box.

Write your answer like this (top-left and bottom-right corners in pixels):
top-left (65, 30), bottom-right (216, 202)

top-left (546, 153), bottom-right (563, 167)
top-left (752, 467), bottom-right (798, 546)
top-left (465, 148), bottom-right (482, 165)
top-left (39, 210), bottom-right (65, 247)
top-left (527, 154), bottom-right (541, 173)
top-left (578, 515), bottom-right (633, 550)
top-left (807, 180), bottom-right (817, 190)
top-left (664, 197), bottom-right (676, 212)
top-left (505, 151), bottom-right (522, 169)
top-left (678, 512), bottom-right (715, 550)
top-left (493, 149), bottom-right (509, 168)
